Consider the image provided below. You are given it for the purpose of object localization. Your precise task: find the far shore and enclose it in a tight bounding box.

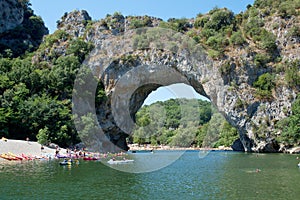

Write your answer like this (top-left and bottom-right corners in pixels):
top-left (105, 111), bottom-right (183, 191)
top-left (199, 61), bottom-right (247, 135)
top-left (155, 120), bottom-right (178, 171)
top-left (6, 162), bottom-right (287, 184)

top-left (128, 144), bottom-right (233, 151)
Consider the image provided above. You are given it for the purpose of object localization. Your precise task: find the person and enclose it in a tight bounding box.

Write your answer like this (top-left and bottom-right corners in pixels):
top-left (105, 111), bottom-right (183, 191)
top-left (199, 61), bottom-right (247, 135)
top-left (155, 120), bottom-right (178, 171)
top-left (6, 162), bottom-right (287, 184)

top-left (26, 137), bottom-right (29, 143)
top-left (55, 146), bottom-right (60, 157)
top-left (41, 145), bottom-right (44, 152)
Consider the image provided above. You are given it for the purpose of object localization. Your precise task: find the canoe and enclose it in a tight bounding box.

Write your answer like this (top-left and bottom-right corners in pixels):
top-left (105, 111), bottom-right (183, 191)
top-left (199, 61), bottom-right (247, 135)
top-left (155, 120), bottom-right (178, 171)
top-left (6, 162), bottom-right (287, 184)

top-left (0, 153), bottom-right (20, 161)
top-left (8, 152), bottom-right (23, 160)
top-left (107, 159), bottom-right (134, 164)
top-left (83, 157), bottom-right (98, 161)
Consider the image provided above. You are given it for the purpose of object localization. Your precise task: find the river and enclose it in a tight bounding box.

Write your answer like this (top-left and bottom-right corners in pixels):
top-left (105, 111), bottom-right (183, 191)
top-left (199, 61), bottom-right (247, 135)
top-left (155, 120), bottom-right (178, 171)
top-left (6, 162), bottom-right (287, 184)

top-left (0, 151), bottom-right (299, 200)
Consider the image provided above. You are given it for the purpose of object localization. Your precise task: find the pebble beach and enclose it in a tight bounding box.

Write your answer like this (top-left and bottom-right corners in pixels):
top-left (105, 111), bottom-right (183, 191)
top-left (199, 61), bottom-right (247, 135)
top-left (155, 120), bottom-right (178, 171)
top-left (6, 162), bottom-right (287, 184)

top-left (0, 139), bottom-right (63, 162)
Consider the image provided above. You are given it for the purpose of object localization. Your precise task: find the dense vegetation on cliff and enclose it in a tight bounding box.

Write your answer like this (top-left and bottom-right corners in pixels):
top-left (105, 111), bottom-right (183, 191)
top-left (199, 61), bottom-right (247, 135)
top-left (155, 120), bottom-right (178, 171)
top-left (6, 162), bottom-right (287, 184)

top-left (0, 0), bottom-right (299, 150)
top-left (0, 34), bottom-right (95, 146)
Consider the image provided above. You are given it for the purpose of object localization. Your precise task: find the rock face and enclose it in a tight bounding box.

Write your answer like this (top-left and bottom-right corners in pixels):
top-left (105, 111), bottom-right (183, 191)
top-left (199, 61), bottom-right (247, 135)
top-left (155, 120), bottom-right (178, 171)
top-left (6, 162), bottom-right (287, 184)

top-left (0, 0), bottom-right (24, 33)
top-left (0, 0), bottom-right (48, 57)
top-left (45, 10), bottom-right (300, 152)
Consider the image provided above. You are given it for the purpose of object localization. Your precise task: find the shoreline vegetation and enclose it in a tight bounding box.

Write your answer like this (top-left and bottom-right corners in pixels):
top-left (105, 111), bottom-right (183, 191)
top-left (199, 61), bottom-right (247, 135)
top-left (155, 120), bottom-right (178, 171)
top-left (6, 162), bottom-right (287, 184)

top-left (128, 144), bottom-right (233, 151)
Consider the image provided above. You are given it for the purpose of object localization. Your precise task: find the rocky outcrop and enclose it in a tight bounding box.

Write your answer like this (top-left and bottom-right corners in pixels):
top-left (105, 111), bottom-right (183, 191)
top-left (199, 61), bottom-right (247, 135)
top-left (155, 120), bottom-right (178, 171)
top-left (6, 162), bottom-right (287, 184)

top-left (0, 0), bottom-right (24, 33)
top-left (41, 9), bottom-right (300, 152)
top-left (0, 0), bottom-right (48, 57)
top-left (57, 10), bottom-right (91, 38)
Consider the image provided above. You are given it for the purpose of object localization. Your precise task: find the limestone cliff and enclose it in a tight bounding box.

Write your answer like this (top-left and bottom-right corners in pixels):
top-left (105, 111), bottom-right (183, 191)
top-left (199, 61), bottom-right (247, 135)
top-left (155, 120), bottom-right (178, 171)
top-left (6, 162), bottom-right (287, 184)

top-left (0, 0), bottom-right (24, 33)
top-left (0, 0), bottom-right (48, 57)
top-left (34, 3), bottom-right (299, 152)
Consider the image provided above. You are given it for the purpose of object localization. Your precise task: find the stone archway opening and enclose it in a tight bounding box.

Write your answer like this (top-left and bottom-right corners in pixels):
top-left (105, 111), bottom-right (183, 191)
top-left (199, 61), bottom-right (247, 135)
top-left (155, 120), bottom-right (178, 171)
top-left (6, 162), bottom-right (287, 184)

top-left (128, 83), bottom-right (214, 148)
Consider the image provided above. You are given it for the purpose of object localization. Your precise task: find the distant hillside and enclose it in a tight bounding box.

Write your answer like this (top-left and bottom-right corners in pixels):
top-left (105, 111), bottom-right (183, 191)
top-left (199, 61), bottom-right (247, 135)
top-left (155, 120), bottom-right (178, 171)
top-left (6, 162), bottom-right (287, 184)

top-left (131, 98), bottom-right (239, 148)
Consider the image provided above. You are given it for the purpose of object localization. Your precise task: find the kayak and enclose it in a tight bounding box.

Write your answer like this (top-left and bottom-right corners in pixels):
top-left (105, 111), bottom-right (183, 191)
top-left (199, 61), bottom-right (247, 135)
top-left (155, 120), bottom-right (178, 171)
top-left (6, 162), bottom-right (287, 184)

top-left (56, 154), bottom-right (68, 159)
top-left (107, 159), bottom-right (134, 164)
top-left (59, 161), bottom-right (72, 165)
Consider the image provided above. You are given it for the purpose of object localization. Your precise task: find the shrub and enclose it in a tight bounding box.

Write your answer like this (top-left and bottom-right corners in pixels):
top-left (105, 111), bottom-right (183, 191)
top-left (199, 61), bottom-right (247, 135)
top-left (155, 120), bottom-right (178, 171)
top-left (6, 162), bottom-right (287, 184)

top-left (278, 1), bottom-right (297, 18)
top-left (254, 53), bottom-right (271, 67)
top-left (287, 26), bottom-right (300, 38)
top-left (128, 16), bottom-right (152, 29)
top-left (254, 73), bottom-right (275, 91)
top-left (206, 34), bottom-right (228, 50)
top-left (230, 31), bottom-right (246, 46)
top-left (208, 49), bottom-right (223, 60)
top-left (159, 18), bottom-right (190, 32)
top-left (259, 31), bottom-right (277, 52)
top-left (194, 16), bottom-right (209, 28)
top-left (254, 73), bottom-right (275, 100)
top-left (285, 60), bottom-right (300, 88)
top-left (204, 8), bottom-right (234, 31)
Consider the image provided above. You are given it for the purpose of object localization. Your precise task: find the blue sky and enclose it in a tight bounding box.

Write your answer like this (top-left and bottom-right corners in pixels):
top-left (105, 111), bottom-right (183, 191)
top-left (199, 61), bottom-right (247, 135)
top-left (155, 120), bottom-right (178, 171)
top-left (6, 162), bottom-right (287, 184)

top-left (29, 0), bottom-right (254, 105)
top-left (30, 0), bottom-right (254, 33)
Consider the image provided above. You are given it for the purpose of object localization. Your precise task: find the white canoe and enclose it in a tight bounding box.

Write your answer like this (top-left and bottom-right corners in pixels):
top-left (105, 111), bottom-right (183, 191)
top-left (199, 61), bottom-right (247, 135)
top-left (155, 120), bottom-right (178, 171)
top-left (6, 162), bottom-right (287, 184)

top-left (107, 159), bottom-right (134, 164)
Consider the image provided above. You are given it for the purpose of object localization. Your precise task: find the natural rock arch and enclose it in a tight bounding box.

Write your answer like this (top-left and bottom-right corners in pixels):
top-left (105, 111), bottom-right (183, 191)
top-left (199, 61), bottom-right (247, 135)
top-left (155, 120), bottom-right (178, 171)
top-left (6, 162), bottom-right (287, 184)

top-left (73, 28), bottom-right (242, 152)
top-left (72, 27), bottom-right (294, 153)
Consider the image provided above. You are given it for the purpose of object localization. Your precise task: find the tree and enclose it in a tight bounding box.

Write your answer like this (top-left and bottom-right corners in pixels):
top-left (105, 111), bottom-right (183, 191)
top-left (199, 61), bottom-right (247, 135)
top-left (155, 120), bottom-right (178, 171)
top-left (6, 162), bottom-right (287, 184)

top-left (37, 127), bottom-right (49, 145)
top-left (277, 96), bottom-right (300, 146)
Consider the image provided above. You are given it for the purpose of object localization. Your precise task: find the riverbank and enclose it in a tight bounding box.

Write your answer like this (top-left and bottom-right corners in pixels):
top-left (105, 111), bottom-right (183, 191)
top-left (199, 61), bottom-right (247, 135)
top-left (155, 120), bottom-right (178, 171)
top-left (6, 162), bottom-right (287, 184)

top-left (0, 139), bottom-right (66, 162)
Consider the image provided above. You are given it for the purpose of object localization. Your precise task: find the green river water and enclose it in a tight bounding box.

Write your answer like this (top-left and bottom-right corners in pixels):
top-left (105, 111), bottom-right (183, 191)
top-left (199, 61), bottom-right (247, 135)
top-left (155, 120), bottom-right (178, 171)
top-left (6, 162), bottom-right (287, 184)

top-left (0, 151), bottom-right (299, 200)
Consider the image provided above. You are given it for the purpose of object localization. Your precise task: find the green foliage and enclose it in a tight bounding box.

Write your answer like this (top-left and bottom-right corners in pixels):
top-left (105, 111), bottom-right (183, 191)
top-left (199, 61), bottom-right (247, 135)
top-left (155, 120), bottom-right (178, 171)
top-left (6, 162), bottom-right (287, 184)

top-left (253, 73), bottom-right (275, 100)
top-left (159, 18), bottom-right (190, 32)
top-left (254, 73), bottom-right (275, 91)
top-left (285, 60), bottom-right (300, 88)
top-left (40, 30), bottom-right (69, 50)
top-left (207, 49), bottom-right (223, 60)
top-left (257, 31), bottom-right (277, 53)
top-left (128, 16), bottom-right (152, 29)
top-left (204, 8), bottom-right (234, 31)
top-left (132, 98), bottom-right (238, 147)
top-left (37, 127), bottom-right (50, 145)
top-left (95, 82), bottom-right (107, 107)
top-left (214, 121), bottom-right (239, 147)
top-left (194, 16), bottom-right (210, 28)
top-left (277, 95), bottom-right (300, 146)
top-left (230, 31), bottom-right (246, 46)
top-left (287, 26), bottom-right (300, 38)
top-left (197, 113), bottom-right (238, 148)
top-left (254, 0), bottom-right (300, 17)
top-left (24, 16), bottom-right (46, 40)
top-left (66, 39), bottom-right (94, 63)
top-left (219, 61), bottom-right (231, 75)
top-left (206, 33), bottom-right (229, 51)
top-left (254, 53), bottom-right (272, 67)
top-left (0, 37), bottom-right (94, 147)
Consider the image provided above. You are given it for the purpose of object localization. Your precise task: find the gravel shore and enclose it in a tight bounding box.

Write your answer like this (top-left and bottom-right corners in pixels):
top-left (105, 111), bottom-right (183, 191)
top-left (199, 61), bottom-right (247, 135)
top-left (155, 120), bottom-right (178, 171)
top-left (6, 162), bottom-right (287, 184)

top-left (0, 139), bottom-right (63, 162)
